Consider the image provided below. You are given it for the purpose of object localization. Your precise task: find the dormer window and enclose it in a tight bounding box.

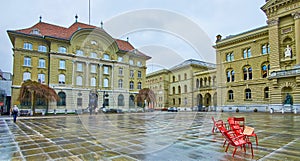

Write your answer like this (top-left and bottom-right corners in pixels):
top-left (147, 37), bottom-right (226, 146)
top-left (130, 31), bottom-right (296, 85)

top-left (31, 28), bottom-right (40, 35)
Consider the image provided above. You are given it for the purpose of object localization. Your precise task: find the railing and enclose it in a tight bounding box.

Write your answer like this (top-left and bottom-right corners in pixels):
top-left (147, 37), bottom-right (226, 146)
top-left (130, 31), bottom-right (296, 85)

top-left (269, 68), bottom-right (300, 78)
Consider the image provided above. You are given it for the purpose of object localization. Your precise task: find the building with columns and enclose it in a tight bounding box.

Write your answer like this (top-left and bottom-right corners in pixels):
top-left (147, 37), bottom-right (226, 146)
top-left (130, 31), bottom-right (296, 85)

top-left (7, 17), bottom-right (151, 112)
top-left (214, 0), bottom-right (300, 112)
top-left (146, 59), bottom-right (216, 111)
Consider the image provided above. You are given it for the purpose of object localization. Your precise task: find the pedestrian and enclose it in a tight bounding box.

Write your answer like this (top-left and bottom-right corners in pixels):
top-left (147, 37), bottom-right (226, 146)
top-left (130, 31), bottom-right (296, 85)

top-left (11, 105), bottom-right (19, 123)
top-left (95, 107), bottom-right (98, 115)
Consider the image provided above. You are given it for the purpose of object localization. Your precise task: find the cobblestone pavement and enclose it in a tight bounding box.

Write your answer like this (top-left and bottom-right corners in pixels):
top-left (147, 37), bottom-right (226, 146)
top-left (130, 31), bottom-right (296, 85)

top-left (0, 112), bottom-right (299, 161)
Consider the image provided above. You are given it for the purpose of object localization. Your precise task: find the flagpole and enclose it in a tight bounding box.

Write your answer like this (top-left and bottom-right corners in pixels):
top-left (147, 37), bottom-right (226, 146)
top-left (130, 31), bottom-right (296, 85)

top-left (89, 0), bottom-right (91, 25)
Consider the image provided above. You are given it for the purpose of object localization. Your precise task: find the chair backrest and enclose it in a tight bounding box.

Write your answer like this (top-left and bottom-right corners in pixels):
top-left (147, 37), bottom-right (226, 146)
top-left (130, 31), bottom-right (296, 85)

top-left (233, 117), bottom-right (245, 131)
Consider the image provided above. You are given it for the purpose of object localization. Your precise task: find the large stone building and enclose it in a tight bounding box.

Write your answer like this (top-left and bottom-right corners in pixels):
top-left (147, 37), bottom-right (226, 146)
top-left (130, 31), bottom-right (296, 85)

top-left (214, 0), bottom-right (300, 112)
top-left (7, 17), bottom-right (151, 112)
top-left (146, 59), bottom-right (216, 111)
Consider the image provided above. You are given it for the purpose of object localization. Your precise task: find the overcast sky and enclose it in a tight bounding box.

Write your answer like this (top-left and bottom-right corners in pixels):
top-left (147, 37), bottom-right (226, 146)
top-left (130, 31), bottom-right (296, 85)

top-left (0, 0), bottom-right (267, 73)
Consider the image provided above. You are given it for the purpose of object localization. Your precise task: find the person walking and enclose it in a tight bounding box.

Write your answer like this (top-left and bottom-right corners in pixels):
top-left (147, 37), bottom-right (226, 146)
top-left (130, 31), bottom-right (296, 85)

top-left (11, 105), bottom-right (19, 123)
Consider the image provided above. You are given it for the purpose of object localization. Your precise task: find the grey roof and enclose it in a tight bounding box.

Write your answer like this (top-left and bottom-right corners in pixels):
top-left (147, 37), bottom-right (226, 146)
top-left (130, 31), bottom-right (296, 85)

top-left (170, 59), bottom-right (216, 70)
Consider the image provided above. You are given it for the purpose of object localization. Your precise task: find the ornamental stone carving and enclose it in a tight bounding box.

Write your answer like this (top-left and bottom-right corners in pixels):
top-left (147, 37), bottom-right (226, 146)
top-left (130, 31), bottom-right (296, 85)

top-left (267, 18), bottom-right (279, 26)
top-left (292, 12), bottom-right (300, 19)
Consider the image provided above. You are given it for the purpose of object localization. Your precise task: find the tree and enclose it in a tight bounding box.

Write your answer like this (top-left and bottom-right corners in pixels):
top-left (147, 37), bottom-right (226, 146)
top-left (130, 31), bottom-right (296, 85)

top-left (136, 88), bottom-right (156, 109)
top-left (18, 80), bottom-right (59, 115)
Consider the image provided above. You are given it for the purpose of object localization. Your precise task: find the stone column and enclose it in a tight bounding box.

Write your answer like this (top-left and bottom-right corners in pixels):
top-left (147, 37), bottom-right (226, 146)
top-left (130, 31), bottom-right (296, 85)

top-left (99, 64), bottom-right (102, 88)
top-left (72, 60), bottom-right (75, 86)
top-left (293, 12), bottom-right (300, 64)
top-left (267, 18), bottom-right (280, 71)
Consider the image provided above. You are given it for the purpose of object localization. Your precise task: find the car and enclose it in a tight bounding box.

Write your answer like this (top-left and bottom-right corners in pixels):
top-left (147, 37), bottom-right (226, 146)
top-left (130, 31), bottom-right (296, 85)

top-left (167, 107), bottom-right (178, 112)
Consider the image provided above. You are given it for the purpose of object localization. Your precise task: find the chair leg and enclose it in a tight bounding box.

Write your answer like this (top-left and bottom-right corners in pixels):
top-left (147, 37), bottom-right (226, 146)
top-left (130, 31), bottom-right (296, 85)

top-left (255, 135), bottom-right (258, 146)
top-left (250, 143), bottom-right (254, 158)
top-left (223, 140), bottom-right (227, 147)
top-left (212, 125), bottom-right (215, 133)
top-left (225, 143), bottom-right (230, 152)
top-left (232, 147), bottom-right (237, 157)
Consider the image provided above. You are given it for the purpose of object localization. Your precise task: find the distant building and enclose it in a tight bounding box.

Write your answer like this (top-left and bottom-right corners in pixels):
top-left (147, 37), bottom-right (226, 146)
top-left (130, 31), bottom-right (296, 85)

top-left (7, 17), bottom-right (151, 112)
top-left (146, 59), bottom-right (216, 111)
top-left (214, 0), bottom-right (300, 112)
top-left (0, 70), bottom-right (12, 114)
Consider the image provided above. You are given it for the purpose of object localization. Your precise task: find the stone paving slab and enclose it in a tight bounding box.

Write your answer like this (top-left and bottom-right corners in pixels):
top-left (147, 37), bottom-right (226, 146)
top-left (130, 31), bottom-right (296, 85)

top-left (0, 112), bottom-right (299, 160)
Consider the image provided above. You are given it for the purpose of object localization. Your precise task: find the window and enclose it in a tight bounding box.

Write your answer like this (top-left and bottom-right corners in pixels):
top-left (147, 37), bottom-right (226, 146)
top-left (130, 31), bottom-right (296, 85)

top-left (31, 28), bottom-right (40, 35)
top-left (103, 66), bottom-right (109, 74)
top-left (196, 79), bottom-right (200, 88)
top-left (172, 76), bottom-right (175, 82)
top-left (243, 66), bottom-right (252, 80)
top-left (58, 46), bottom-right (67, 53)
top-left (76, 50), bottom-right (84, 56)
top-left (91, 40), bottom-right (97, 45)
top-left (226, 69), bottom-right (235, 82)
top-left (172, 87), bottom-right (175, 94)
top-left (38, 59), bottom-right (45, 68)
top-left (178, 86), bottom-right (181, 94)
top-left (264, 87), bottom-right (269, 99)
top-left (118, 79), bottom-right (123, 88)
top-left (23, 72), bottom-right (31, 81)
top-left (184, 73), bottom-right (187, 80)
top-left (77, 63), bottom-right (83, 72)
top-left (178, 98), bottom-right (181, 105)
top-left (226, 52), bottom-right (234, 62)
top-left (24, 57), bottom-right (31, 66)
top-left (119, 68), bottom-right (123, 76)
top-left (38, 45), bottom-right (47, 52)
top-left (130, 70), bottom-right (134, 78)
top-left (118, 94), bottom-right (124, 106)
top-left (59, 60), bottom-right (65, 69)
top-left (57, 92), bottom-right (66, 106)
top-left (91, 64), bottom-right (96, 73)
top-left (77, 98), bottom-right (82, 107)
top-left (245, 88), bottom-right (252, 100)
top-left (178, 75), bottom-right (181, 81)
top-left (58, 74), bottom-right (65, 84)
top-left (118, 56), bottom-right (123, 62)
top-left (228, 90), bottom-right (234, 100)
top-left (184, 85), bottom-right (187, 93)
top-left (138, 71), bottom-right (142, 78)
top-left (23, 43), bottom-right (33, 50)
top-left (262, 43), bottom-right (270, 55)
top-left (137, 82), bottom-right (142, 89)
top-left (262, 63), bottom-right (270, 78)
top-left (137, 61), bottom-right (142, 67)
top-left (76, 76), bottom-right (82, 86)
top-left (129, 59), bottom-right (134, 65)
top-left (90, 52), bottom-right (97, 58)
top-left (103, 53), bottom-right (110, 60)
top-left (103, 78), bottom-right (109, 87)
top-left (90, 77), bottom-right (96, 86)
top-left (129, 81), bottom-right (134, 90)
top-left (38, 73), bottom-right (45, 83)
top-left (243, 48), bottom-right (251, 58)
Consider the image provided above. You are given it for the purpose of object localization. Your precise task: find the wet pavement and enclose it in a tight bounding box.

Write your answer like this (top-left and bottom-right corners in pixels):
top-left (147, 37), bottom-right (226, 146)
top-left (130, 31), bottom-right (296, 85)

top-left (0, 112), bottom-right (299, 161)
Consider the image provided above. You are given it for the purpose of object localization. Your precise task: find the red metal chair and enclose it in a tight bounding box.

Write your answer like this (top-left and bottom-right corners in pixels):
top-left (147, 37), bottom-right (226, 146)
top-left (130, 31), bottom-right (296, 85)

top-left (212, 116), bottom-right (224, 133)
top-left (228, 117), bottom-right (258, 146)
top-left (221, 129), bottom-right (253, 158)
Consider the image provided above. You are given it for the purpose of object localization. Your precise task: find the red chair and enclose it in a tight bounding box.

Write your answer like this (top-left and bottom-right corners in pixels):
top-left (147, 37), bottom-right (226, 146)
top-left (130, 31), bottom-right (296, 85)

top-left (212, 116), bottom-right (224, 133)
top-left (228, 117), bottom-right (258, 146)
top-left (221, 130), bottom-right (253, 158)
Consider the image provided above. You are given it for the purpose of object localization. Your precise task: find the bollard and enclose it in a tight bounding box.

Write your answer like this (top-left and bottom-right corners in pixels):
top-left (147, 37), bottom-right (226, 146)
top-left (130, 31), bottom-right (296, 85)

top-left (65, 109), bottom-right (67, 115)
top-left (270, 108), bottom-right (274, 114)
top-left (282, 108), bottom-right (284, 114)
top-left (54, 109), bottom-right (56, 115)
top-left (294, 107), bottom-right (297, 114)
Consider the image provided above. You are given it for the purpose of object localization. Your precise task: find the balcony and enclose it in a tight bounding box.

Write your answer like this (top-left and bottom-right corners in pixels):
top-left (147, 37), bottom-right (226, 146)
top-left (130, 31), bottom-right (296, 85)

top-left (269, 67), bottom-right (300, 79)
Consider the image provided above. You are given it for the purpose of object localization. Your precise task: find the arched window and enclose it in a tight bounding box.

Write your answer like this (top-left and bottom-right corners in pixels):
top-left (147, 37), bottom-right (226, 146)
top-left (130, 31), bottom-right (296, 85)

top-left (76, 76), bottom-right (83, 86)
top-left (172, 76), bottom-right (175, 82)
top-left (38, 45), bottom-right (47, 52)
top-left (243, 66), bottom-right (252, 80)
top-left (178, 86), bottom-right (181, 94)
top-left (57, 92), bottom-right (66, 106)
top-left (196, 79), bottom-right (199, 88)
top-left (173, 98), bottom-right (176, 105)
top-left (178, 98), bottom-right (181, 105)
top-left (90, 77), bottom-right (96, 86)
top-left (264, 87), bottom-right (269, 99)
top-left (118, 94), bottom-right (124, 106)
top-left (172, 87), bottom-right (175, 94)
top-left (178, 75), bottom-right (181, 81)
top-left (58, 46), bottom-right (67, 53)
top-left (226, 69), bottom-right (235, 82)
top-left (184, 73), bottom-right (187, 80)
top-left (137, 82), bottom-right (142, 89)
top-left (129, 81), bottom-right (134, 90)
top-left (228, 90), bottom-right (234, 100)
top-left (200, 78), bottom-right (203, 87)
top-left (245, 88), bottom-right (251, 100)
top-left (262, 62), bottom-right (270, 78)
top-left (103, 78), bottom-right (109, 87)
top-left (204, 77), bottom-right (207, 86)
top-left (184, 85), bottom-right (187, 93)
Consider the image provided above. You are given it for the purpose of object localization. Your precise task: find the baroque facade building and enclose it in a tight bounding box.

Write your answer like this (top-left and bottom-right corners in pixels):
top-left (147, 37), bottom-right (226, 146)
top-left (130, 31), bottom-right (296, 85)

top-left (146, 59), bottom-right (216, 111)
top-left (7, 18), bottom-right (150, 112)
top-left (214, 0), bottom-right (300, 112)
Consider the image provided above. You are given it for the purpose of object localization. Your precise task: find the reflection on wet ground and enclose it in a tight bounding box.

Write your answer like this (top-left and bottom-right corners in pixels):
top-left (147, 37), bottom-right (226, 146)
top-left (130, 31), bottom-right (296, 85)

top-left (0, 112), bottom-right (299, 160)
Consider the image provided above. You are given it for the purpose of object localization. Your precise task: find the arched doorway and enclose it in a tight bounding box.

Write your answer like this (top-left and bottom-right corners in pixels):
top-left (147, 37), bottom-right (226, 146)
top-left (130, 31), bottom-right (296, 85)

top-left (129, 95), bottom-right (135, 108)
top-left (204, 93), bottom-right (211, 107)
top-left (197, 94), bottom-right (203, 111)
